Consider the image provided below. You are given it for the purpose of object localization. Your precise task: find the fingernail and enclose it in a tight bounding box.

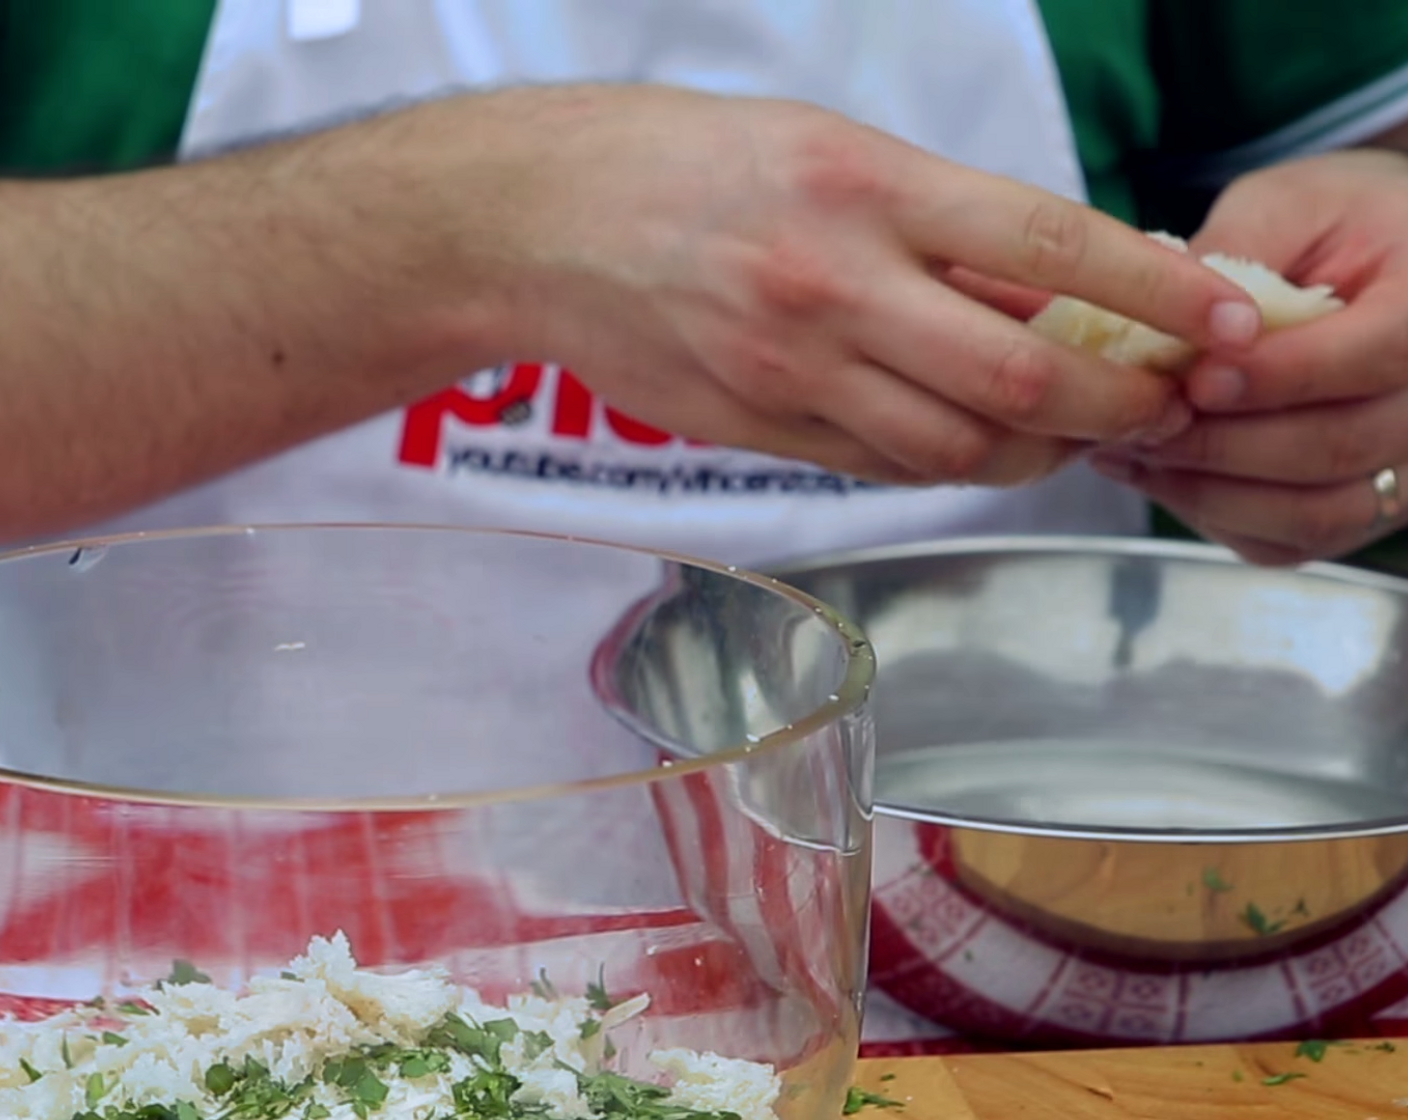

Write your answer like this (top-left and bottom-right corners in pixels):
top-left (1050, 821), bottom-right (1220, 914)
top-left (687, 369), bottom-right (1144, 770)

top-left (1090, 454), bottom-right (1138, 483)
top-left (1190, 365), bottom-right (1247, 410)
top-left (1135, 399), bottom-right (1192, 446)
top-left (1209, 300), bottom-right (1261, 348)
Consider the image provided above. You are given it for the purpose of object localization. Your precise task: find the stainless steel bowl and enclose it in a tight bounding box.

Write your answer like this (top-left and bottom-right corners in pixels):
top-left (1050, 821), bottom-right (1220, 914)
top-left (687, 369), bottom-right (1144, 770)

top-left (762, 537), bottom-right (1408, 1048)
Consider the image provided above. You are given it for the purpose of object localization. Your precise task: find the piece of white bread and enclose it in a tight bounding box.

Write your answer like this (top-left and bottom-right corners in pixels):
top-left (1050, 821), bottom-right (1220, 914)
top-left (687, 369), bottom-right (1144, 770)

top-left (1027, 232), bottom-right (1345, 372)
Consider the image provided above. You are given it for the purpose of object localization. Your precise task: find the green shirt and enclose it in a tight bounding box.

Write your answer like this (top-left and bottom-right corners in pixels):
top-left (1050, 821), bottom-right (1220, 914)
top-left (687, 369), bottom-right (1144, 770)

top-left (5, 0), bottom-right (1408, 209)
top-left (2, 1), bottom-right (1407, 565)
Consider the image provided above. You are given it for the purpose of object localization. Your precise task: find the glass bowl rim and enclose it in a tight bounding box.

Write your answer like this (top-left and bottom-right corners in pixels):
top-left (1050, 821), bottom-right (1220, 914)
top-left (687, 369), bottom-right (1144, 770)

top-left (0, 522), bottom-right (876, 814)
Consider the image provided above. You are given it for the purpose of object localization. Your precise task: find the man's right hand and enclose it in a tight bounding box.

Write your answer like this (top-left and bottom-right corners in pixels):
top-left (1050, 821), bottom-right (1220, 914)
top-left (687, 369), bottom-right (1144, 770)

top-left (449, 85), bottom-right (1264, 486)
top-left (0, 83), bottom-right (1264, 542)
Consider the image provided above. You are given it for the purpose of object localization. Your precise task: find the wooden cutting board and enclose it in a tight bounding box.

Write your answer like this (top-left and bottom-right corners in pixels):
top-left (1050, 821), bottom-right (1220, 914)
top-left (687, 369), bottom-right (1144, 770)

top-left (853, 1039), bottom-right (1408, 1118)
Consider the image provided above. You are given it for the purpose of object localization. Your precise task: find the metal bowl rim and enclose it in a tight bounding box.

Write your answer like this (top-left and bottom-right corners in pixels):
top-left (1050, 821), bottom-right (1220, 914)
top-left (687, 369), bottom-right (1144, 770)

top-left (769, 533), bottom-right (1408, 845)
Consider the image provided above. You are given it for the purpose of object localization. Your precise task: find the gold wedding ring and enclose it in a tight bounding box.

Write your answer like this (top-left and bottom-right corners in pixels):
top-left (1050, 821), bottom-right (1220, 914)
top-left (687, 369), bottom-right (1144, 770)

top-left (1373, 467), bottom-right (1402, 529)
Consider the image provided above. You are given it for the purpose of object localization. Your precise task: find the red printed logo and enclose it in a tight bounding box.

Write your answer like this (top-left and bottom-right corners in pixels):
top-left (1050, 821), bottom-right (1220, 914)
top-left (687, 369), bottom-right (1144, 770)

top-left (398, 364), bottom-right (693, 468)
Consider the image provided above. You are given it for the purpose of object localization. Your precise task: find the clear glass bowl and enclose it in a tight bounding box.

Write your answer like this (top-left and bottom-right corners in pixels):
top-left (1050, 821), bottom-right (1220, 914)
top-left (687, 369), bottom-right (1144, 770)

top-left (0, 525), bottom-right (875, 1118)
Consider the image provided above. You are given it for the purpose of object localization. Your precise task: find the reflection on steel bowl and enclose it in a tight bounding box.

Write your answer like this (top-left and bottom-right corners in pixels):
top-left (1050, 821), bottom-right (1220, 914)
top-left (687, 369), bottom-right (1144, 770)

top-left (764, 537), bottom-right (1408, 1049)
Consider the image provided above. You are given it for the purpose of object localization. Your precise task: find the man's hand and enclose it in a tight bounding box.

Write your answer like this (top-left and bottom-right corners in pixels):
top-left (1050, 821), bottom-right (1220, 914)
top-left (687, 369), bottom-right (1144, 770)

top-left (488, 86), bottom-right (1261, 487)
top-left (1092, 148), bottom-right (1408, 564)
top-left (0, 83), bottom-right (1261, 540)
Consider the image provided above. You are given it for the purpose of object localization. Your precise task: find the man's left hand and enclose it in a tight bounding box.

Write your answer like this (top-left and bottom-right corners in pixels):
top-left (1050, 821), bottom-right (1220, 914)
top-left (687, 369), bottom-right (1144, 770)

top-left (1091, 148), bottom-right (1408, 565)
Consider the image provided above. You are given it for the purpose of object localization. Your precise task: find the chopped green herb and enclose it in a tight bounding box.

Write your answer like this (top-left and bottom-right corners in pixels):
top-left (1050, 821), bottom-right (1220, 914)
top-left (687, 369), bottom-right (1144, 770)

top-left (1232, 1070), bottom-right (1244, 1082)
top-left (1295, 1040), bottom-right (1341, 1062)
top-left (571, 1066), bottom-right (744, 1120)
top-left (323, 1052), bottom-right (390, 1117)
top-left (85, 1071), bottom-right (109, 1108)
top-left (61, 1034), bottom-right (73, 1070)
top-left (395, 1050), bottom-right (450, 1079)
top-left (200, 1054), bottom-right (316, 1117)
top-left (843, 1087), bottom-right (904, 1114)
top-left (102, 1030), bottom-right (129, 1046)
top-left (205, 1061), bottom-right (238, 1097)
top-left (581, 1018), bottom-right (603, 1040)
top-left (603, 1038), bottom-right (618, 1062)
top-left (351, 1070), bottom-right (389, 1108)
top-left (117, 1001), bottom-right (152, 1016)
top-left (530, 968), bottom-right (557, 1000)
top-left (880, 1073), bottom-right (897, 1082)
top-left (19, 1057), bottom-right (42, 1083)
top-left (324, 1054), bottom-right (366, 1088)
top-left (280, 971), bottom-right (301, 981)
top-left (1240, 903), bottom-right (1286, 936)
top-left (586, 965), bottom-right (616, 1012)
top-left (451, 1066), bottom-right (524, 1118)
top-left (1202, 868), bottom-right (1234, 893)
top-left (523, 1030), bottom-right (555, 1060)
top-left (45, 1027), bottom-right (768, 1120)
top-left (86, 996), bottom-right (106, 1010)
top-left (426, 1012), bottom-right (519, 1064)
top-left (1261, 1072), bottom-right (1306, 1086)
top-left (161, 959), bottom-right (211, 988)
top-left (1373, 1041), bottom-right (1398, 1053)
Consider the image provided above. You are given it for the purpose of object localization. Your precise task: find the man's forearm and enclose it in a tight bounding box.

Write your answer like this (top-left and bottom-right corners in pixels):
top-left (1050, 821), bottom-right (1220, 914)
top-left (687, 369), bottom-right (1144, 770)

top-left (0, 90), bottom-right (549, 540)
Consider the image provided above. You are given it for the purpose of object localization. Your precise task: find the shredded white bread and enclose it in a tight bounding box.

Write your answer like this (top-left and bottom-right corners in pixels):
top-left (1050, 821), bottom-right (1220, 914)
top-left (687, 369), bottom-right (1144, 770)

top-left (1027, 231), bottom-right (1345, 371)
top-left (0, 933), bottom-right (782, 1120)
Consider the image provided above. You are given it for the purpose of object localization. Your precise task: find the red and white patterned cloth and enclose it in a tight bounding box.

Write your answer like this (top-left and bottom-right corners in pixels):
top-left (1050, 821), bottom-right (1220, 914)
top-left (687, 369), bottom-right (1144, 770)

top-left (0, 771), bottom-right (861, 1068)
top-left (9, 779), bottom-right (1408, 1059)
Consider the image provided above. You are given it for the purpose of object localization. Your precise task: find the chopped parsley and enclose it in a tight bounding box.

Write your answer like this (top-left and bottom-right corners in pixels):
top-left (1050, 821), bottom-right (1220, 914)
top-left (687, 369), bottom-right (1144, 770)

top-left (85, 1071), bottom-right (110, 1108)
top-left (374, 1047), bottom-right (451, 1079)
top-left (1240, 903), bottom-right (1286, 936)
top-left (1201, 868), bottom-right (1233, 893)
top-left (324, 1054), bottom-right (390, 1117)
top-left (203, 1054), bottom-right (320, 1118)
top-left (530, 969), bottom-right (558, 1000)
top-left (1261, 1072), bottom-right (1306, 1087)
top-left (572, 1067), bottom-right (743, 1120)
top-left (586, 967), bottom-right (616, 1013)
top-left (204, 1063), bottom-right (237, 1097)
top-left (34, 965), bottom-right (762, 1120)
top-left (450, 1066), bottom-right (522, 1118)
top-left (523, 1031), bottom-right (555, 1060)
top-left (426, 1012), bottom-right (519, 1064)
top-left (159, 960), bottom-right (212, 989)
top-left (842, 1087), bottom-right (903, 1114)
top-left (1294, 1039), bottom-right (1346, 1063)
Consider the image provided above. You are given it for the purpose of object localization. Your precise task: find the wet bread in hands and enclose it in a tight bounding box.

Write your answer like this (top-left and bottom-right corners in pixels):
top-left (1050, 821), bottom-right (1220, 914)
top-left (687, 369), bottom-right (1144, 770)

top-left (1027, 232), bottom-right (1345, 372)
